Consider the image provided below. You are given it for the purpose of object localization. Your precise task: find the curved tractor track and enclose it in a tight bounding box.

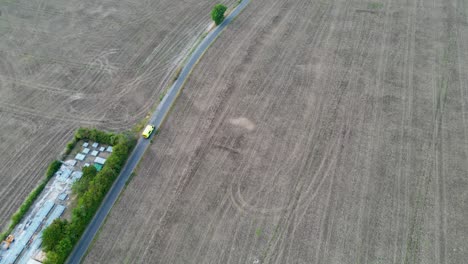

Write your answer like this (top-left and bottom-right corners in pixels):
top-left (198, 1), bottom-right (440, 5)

top-left (86, 0), bottom-right (468, 263)
top-left (0, 0), bottom-right (236, 231)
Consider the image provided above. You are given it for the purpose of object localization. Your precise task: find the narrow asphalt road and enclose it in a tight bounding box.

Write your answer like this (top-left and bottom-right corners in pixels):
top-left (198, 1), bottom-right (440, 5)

top-left (66, 1), bottom-right (250, 263)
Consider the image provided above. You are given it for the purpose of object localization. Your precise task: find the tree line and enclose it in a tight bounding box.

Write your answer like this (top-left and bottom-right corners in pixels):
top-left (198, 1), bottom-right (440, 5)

top-left (42, 128), bottom-right (136, 264)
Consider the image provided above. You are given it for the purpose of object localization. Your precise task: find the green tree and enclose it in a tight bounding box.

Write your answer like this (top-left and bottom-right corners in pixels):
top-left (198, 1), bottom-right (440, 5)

top-left (211, 4), bottom-right (227, 25)
top-left (42, 219), bottom-right (69, 251)
top-left (55, 237), bottom-right (73, 260)
top-left (72, 166), bottom-right (97, 195)
top-left (44, 251), bottom-right (61, 264)
top-left (46, 160), bottom-right (62, 180)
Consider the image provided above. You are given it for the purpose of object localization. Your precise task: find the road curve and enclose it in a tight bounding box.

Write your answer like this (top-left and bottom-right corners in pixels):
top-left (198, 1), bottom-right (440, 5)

top-left (66, 1), bottom-right (250, 263)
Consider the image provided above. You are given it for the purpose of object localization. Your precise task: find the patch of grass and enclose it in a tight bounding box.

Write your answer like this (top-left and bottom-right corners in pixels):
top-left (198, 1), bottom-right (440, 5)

top-left (46, 161), bottom-right (62, 180)
top-left (261, 224), bottom-right (282, 261)
top-left (132, 116), bottom-right (149, 135)
top-left (173, 66), bottom-right (183, 81)
top-left (368, 2), bottom-right (383, 9)
top-left (126, 172), bottom-right (137, 186)
top-left (159, 92), bottom-right (165, 102)
top-left (255, 228), bottom-right (262, 237)
top-left (63, 138), bottom-right (78, 158)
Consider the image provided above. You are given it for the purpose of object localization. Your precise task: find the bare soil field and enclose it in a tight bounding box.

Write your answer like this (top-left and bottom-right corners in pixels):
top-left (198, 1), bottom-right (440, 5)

top-left (86, 0), bottom-right (468, 263)
top-left (0, 0), bottom-right (235, 231)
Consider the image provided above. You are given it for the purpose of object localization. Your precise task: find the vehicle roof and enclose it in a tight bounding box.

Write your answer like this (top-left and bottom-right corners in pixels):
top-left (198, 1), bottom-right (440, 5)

top-left (143, 125), bottom-right (153, 134)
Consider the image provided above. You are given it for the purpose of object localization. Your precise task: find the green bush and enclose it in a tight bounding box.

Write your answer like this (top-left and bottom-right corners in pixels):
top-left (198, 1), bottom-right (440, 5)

top-left (71, 166), bottom-right (98, 196)
top-left (46, 160), bottom-right (62, 180)
top-left (211, 4), bottom-right (227, 25)
top-left (64, 140), bottom-right (76, 156)
top-left (42, 219), bottom-right (69, 251)
top-left (11, 181), bottom-right (46, 225)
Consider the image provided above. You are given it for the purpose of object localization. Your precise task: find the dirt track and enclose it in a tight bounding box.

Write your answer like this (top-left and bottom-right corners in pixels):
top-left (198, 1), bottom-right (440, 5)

top-left (85, 0), bottom-right (468, 263)
top-left (0, 0), bottom-right (235, 231)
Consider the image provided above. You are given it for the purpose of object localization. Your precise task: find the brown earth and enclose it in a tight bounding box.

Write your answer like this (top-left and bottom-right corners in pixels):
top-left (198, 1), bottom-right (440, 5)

top-left (85, 0), bottom-right (468, 263)
top-left (0, 0), bottom-right (236, 231)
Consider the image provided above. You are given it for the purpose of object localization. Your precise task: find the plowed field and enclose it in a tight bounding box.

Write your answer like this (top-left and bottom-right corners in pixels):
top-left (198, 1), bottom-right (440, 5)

top-left (87, 0), bottom-right (467, 263)
top-left (0, 0), bottom-right (235, 230)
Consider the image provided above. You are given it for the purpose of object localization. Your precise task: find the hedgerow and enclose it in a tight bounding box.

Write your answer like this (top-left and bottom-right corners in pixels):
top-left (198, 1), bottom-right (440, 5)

top-left (43, 128), bottom-right (136, 264)
top-left (0, 160), bottom-right (62, 241)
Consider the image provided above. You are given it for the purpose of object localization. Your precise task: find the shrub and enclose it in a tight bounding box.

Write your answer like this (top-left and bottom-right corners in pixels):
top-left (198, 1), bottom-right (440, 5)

top-left (64, 142), bottom-right (74, 155)
top-left (4, 180), bottom-right (46, 239)
top-left (72, 166), bottom-right (98, 196)
top-left (211, 4), bottom-right (227, 25)
top-left (46, 160), bottom-right (62, 180)
top-left (42, 219), bottom-right (69, 251)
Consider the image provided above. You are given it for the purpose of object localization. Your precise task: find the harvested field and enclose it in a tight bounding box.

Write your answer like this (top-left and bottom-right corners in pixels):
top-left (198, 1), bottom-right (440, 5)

top-left (86, 0), bottom-right (468, 263)
top-left (0, 0), bottom-right (236, 231)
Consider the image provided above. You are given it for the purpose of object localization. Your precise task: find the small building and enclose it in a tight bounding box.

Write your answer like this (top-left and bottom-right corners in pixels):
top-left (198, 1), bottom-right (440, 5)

top-left (57, 168), bottom-right (72, 182)
top-left (58, 193), bottom-right (68, 201)
top-left (75, 153), bottom-right (86, 161)
top-left (71, 171), bottom-right (83, 182)
top-left (90, 150), bottom-right (99, 157)
top-left (64, 160), bottom-right (77, 166)
top-left (94, 163), bottom-right (103, 171)
top-left (82, 148), bottom-right (90, 154)
top-left (94, 157), bottom-right (106, 165)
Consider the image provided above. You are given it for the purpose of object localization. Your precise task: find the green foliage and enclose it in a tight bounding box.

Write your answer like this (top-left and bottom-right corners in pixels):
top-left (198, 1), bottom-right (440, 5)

top-left (44, 252), bottom-right (61, 264)
top-left (77, 128), bottom-right (123, 146)
top-left (42, 219), bottom-right (69, 251)
top-left (126, 172), bottom-right (137, 186)
top-left (64, 141), bottom-right (75, 155)
top-left (11, 181), bottom-right (46, 226)
top-left (211, 4), bottom-right (227, 25)
top-left (255, 228), bottom-right (262, 237)
top-left (173, 66), bottom-right (182, 81)
top-left (0, 182), bottom-right (45, 240)
top-left (132, 117), bottom-right (149, 136)
top-left (72, 166), bottom-right (98, 196)
top-left (75, 128), bottom-right (117, 146)
top-left (43, 128), bottom-right (136, 264)
top-left (0, 232), bottom-right (7, 242)
top-left (46, 160), bottom-right (62, 180)
top-left (368, 2), bottom-right (383, 9)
